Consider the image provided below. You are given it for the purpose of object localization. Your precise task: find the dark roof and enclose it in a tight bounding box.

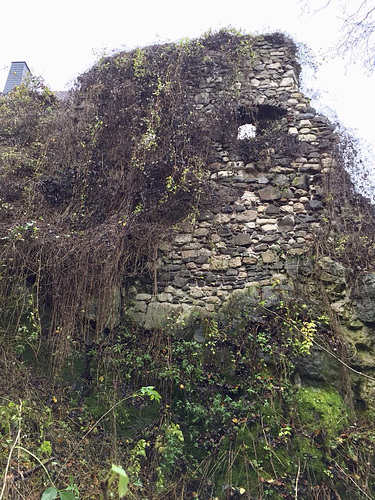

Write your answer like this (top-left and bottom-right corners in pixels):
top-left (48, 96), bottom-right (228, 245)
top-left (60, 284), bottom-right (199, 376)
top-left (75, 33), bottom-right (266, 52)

top-left (3, 61), bottom-right (32, 94)
top-left (54, 90), bottom-right (70, 101)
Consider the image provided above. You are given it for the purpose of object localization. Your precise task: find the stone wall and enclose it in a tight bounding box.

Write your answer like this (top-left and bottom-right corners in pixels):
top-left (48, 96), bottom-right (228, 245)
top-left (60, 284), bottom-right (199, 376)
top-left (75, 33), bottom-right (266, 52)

top-left (126, 35), bottom-right (337, 329)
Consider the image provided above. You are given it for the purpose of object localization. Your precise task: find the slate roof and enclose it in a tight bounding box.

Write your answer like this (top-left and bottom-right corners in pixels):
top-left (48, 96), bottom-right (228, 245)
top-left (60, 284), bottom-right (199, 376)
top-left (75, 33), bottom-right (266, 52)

top-left (3, 61), bottom-right (31, 94)
top-left (54, 90), bottom-right (71, 101)
top-left (2, 62), bottom-right (71, 100)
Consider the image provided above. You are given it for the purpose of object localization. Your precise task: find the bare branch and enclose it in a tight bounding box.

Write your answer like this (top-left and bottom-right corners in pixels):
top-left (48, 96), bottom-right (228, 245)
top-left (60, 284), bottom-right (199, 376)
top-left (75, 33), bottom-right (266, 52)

top-left (304, 0), bottom-right (375, 71)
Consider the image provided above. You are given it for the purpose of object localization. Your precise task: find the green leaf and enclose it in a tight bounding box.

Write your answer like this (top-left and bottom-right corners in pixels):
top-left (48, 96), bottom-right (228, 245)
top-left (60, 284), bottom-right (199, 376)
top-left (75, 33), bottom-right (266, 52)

top-left (138, 386), bottom-right (161, 403)
top-left (41, 487), bottom-right (58, 500)
top-left (60, 491), bottom-right (76, 500)
top-left (111, 464), bottom-right (127, 477)
top-left (110, 464), bottom-right (129, 496)
top-left (118, 473), bottom-right (129, 497)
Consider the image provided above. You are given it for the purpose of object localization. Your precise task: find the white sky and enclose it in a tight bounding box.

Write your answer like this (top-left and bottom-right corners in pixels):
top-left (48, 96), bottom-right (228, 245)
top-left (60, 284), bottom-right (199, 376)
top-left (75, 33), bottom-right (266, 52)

top-left (0, 0), bottom-right (374, 195)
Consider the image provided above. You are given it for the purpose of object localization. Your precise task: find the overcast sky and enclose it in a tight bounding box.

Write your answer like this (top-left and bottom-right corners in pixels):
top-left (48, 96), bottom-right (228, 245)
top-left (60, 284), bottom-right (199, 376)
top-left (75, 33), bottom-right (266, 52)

top-left (1, 0), bottom-right (374, 194)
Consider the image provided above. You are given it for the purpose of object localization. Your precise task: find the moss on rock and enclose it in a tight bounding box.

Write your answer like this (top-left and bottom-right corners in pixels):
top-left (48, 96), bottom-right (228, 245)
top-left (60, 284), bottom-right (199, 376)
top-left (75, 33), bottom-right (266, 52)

top-left (296, 385), bottom-right (348, 440)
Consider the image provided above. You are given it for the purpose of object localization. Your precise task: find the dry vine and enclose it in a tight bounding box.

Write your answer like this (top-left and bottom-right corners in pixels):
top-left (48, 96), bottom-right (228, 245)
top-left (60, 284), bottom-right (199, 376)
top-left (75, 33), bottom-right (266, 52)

top-left (0, 29), bottom-right (263, 371)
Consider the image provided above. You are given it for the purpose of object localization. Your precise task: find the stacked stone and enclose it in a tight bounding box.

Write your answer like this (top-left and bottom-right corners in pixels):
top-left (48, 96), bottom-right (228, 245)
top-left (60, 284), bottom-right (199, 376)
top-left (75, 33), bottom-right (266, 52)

top-left (127, 35), bottom-right (337, 329)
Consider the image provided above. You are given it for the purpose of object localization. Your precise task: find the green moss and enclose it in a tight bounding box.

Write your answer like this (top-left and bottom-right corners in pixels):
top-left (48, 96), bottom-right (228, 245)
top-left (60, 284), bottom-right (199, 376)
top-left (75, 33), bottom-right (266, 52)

top-left (213, 387), bottom-right (349, 498)
top-left (215, 432), bottom-right (259, 499)
top-left (296, 386), bottom-right (348, 440)
top-left (293, 436), bottom-right (325, 476)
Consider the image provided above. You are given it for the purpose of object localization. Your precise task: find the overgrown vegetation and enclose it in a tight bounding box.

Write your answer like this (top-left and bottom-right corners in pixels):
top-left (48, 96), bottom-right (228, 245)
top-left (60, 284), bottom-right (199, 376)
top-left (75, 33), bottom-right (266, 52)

top-left (0, 28), bottom-right (374, 499)
top-left (0, 28), bottom-right (310, 370)
top-left (317, 129), bottom-right (375, 273)
top-left (1, 295), bottom-right (374, 498)
top-left (0, 29), bottom-right (272, 371)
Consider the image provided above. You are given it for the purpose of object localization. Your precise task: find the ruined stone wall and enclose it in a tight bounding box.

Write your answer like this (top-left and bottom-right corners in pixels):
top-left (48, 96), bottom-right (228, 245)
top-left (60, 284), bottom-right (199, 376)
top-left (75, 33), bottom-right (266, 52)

top-left (126, 35), bottom-right (337, 329)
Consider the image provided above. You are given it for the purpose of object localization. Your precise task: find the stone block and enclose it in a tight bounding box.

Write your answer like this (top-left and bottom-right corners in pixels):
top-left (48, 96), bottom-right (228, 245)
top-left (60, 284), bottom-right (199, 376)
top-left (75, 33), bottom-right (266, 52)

top-left (157, 293), bottom-right (173, 302)
top-left (243, 255), bottom-right (259, 264)
top-left (278, 215), bottom-right (295, 232)
top-left (181, 250), bottom-right (198, 260)
top-left (235, 210), bottom-right (258, 222)
top-left (189, 287), bottom-right (204, 299)
top-left (265, 204), bottom-right (280, 215)
top-left (210, 256), bottom-right (230, 271)
top-left (174, 233), bottom-right (193, 245)
top-left (135, 293), bottom-right (152, 301)
top-left (262, 250), bottom-right (279, 263)
top-left (133, 301), bottom-right (148, 312)
top-left (232, 232), bottom-right (251, 246)
top-left (229, 256), bottom-right (242, 268)
top-left (193, 227), bottom-right (209, 237)
top-left (261, 224), bottom-right (278, 232)
top-left (259, 185), bottom-right (282, 201)
top-left (144, 302), bottom-right (188, 330)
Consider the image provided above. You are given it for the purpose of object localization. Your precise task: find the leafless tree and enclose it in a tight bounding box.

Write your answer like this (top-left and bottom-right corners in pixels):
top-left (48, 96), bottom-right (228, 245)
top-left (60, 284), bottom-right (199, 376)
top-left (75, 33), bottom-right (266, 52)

top-left (301, 0), bottom-right (375, 71)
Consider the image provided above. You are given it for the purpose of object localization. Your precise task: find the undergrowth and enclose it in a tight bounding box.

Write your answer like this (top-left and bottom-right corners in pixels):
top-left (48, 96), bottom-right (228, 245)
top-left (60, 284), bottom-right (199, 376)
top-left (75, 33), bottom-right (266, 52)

top-left (1, 298), bottom-right (374, 498)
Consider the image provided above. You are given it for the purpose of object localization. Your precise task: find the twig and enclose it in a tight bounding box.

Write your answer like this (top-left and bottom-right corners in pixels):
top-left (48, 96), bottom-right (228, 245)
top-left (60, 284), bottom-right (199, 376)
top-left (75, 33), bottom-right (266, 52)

top-left (13, 457), bottom-right (56, 482)
top-left (0, 401), bottom-right (22, 500)
top-left (14, 446), bottom-right (56, 490)
top-left (294, 457), bottom-right (301, 500)
top-left (334, 462), bottom-right (373, 500)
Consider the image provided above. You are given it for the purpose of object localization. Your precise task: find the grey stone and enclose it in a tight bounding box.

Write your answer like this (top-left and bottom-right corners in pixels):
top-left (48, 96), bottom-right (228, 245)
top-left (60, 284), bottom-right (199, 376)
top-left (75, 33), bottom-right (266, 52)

top-left (306, 199), bottom-right (323, 210)
top-left (233, 232), bottom-right (251, 246)
top-left (259, 185), bottom-right (282, 201)
top-left (135, 293), bottom-right (152, 301)
top-left (292, 174), bottom-right (309, 190)
top-left (133, 301), bottom-right (148, 313)
top-left (261, 224), bottom-right (278, 232)
top-left (259, 233), bottom-right (279, 243)
top-left (195, 255), bottom-right (209, 264)
top-left (235, 204), bottom-right (246, 212)
top-left (254, 244), bottom-right (269, 252)
top-left (318, 257), bottom-right (346, 284)
top-left (210, 256), bottom-right (230, 271)
top-left (278, 215), bottom-right (295, 232)
top-left (235, 210), bottom-right (258, 222)
top-left (262, 250), bottom-right (279, 263)
top-left (229, 256), bottom-right (242, 268)
top-left (174, 277), bottom-right (189, 288)
top-left (274, 174), bottom-right (290, 188)
top-left (157, 293), bottom-right (173, 302)
top-left (166, 264), bottom-right (183, 271)
top-left (226, 269), bottom-right (239, 276)
top-left (355, 273), bottom-right (375, 323)
top-left (295, 347), bottom-right (342, 388)
top-left (258, 176), bottom-right (269, 184)
top-left (280, 77), bottom-right (295, 87)
top-left (206, 272), bottom-right (217, 282)
top-left (181, 250), bottom-right (198, 260)
top-left (144, 302), bottom-right (185, 329)
top-left (174, 233), bottom-right (193, 245)
top-left (221, 205), bottom-right (234, 213)
top-left (265, 204), bottom-right (280, 215)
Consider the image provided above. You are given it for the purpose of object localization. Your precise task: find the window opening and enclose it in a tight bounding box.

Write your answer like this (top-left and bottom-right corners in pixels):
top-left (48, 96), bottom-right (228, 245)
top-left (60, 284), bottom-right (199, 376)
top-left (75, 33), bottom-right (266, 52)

top-left (237, 123), bottom-right (256, 140)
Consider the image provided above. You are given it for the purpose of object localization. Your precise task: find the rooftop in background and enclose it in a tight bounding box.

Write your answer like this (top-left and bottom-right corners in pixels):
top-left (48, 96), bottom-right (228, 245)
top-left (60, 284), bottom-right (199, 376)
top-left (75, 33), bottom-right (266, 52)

top-left (2, 61), bottom-right (71, 100)
top-left (53, 90), bottom-right (70, 100)
top-left (3, 61), bottom-right (31, 94)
